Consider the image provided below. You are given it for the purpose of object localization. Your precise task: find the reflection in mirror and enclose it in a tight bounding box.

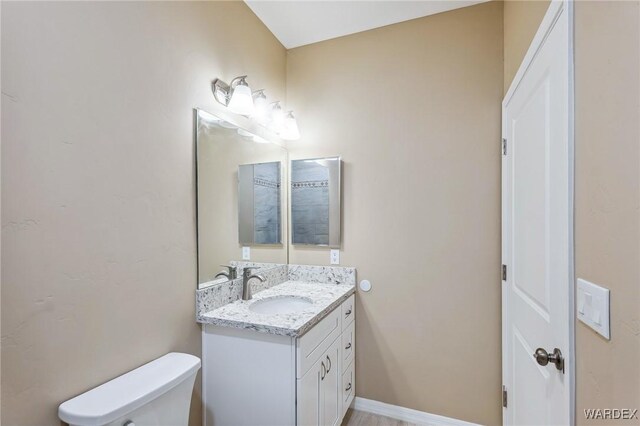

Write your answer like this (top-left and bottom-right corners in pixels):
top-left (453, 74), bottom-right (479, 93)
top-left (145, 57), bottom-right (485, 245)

top-left (291, 157), bottom-right (341, 247)
top-left (238, 162), bottom-right (281, 245)
top-left (196, 109), bottom-right (288, 289)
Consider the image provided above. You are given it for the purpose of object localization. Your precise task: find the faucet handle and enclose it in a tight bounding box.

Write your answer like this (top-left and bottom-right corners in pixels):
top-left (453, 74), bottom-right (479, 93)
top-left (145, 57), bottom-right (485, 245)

top-left (216, 265), bottom-right (237, 280)
top-left (243, 266), bottom-right (261, 275)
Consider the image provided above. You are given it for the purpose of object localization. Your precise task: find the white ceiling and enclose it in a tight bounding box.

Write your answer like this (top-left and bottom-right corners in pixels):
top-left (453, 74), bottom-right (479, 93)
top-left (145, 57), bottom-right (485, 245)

top-left (245, 1), bottom-right (487, 49)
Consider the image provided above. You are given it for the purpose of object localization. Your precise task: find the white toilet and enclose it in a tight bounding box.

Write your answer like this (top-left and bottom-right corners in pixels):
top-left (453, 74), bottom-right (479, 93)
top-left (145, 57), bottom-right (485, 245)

top-left (58, 352), bottom-right (201, 426)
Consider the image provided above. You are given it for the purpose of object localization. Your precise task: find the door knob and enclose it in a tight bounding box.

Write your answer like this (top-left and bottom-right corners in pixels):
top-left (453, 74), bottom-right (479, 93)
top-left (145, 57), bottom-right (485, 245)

top-left (533, 348), bottom-right (564, 372)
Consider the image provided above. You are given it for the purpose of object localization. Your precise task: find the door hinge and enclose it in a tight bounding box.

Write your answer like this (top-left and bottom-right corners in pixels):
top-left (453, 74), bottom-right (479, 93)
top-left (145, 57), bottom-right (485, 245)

top-left (502, 264), bottom-right (507, 281)
top-left (502, 385), bottom-right (508, 408)
top-left (502, 138), bottom-right (507, 155)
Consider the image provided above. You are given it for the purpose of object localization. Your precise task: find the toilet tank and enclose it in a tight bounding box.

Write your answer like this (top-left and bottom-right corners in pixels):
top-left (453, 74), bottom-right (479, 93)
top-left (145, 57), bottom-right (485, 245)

top-left (59, 353), bottom-right (201, 426)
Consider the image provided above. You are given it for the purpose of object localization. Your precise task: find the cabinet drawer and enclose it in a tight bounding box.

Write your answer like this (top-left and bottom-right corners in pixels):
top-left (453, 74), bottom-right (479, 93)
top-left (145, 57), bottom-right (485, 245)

top-left (341, 295), bottom-right (355, 329)
top-left (341, 321), bottom-right (355, 367)
top-left (341, 360), bottom-right (355, 415)
top-left (297, 308), bottom-right (340, 379)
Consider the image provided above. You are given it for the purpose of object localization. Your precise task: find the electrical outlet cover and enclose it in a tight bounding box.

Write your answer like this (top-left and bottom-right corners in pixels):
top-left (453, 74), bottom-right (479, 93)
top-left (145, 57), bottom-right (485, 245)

top-left (330, 249), bottom-right (340, 265)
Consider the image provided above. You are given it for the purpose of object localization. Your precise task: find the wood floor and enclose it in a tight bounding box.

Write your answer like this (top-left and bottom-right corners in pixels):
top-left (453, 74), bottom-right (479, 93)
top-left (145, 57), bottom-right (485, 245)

top-left (341, 409), bottom-right (416, 426)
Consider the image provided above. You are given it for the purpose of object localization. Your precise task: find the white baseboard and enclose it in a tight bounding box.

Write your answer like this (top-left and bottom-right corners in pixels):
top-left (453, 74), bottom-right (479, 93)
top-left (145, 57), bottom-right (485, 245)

top-left (352, 397), bottom-right (481, 426)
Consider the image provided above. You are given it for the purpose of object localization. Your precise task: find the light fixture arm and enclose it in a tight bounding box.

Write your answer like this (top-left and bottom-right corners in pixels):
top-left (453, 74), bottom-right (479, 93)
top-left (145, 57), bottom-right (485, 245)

top-left (252, 89), bottom-right (266, 100)
top-left (229, 75), bottom-right (248, 91)
top-left (270, 101), bottom-right (282, 111)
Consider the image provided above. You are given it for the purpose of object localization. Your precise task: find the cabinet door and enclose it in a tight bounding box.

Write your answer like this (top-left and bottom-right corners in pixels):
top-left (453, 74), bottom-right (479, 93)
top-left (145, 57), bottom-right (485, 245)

top-left (321, 338), bottom-right (341, 426)
top-left (341, 361), bottom-right (355, 418)
top-left (297, 359), bottom-right (321, 426)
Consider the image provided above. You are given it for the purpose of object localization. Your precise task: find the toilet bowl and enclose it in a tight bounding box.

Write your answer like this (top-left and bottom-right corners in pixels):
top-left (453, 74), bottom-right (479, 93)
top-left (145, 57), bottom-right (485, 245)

top-left (59, 352), bottom-right (201, 426)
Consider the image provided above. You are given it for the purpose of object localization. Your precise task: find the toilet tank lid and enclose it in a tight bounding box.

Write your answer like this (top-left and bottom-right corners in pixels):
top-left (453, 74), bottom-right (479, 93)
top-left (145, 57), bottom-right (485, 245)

top-left (58, 352), bottom-right (201, 426)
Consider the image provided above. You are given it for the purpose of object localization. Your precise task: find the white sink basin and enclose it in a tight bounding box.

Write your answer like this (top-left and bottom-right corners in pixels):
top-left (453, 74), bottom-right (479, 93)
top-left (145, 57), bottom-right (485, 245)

top-left (249, 296), bottom-right (313, 315)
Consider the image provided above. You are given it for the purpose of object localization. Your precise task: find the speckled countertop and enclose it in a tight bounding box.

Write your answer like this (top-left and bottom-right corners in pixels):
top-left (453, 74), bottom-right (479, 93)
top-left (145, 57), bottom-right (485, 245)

top-left (199, 281), bottom-right (355, 337)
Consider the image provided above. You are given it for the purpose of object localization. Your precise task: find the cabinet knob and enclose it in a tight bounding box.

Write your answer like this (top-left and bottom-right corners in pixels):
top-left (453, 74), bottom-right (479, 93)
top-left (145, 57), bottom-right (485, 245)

top-left (320, 361), bottom-right (326, 380)
top-left (345, 342), bottom-right (352, 350)
top-left (345, 309), bottom-right (352, 316)
top-left (345, 383), bottom-right (352, 392)
top-left (326, 355), bottom-right (331, 373)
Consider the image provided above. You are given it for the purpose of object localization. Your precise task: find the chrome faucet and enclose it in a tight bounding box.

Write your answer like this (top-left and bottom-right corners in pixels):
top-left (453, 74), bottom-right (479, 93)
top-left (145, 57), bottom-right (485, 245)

top-left (242, 267), bottom-right (265, 301)
top-left (214, 265), bottom-right (237, 281)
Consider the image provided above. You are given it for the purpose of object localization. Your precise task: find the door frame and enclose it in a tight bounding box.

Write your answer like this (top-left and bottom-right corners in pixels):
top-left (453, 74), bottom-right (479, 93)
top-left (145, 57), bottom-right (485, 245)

top-left (501, 0), bottom-right (575, 424)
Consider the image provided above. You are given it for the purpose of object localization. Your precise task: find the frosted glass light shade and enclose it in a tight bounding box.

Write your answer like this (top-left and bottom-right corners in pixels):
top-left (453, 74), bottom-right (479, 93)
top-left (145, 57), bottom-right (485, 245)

top-left (270, 104), bottom-right (285, 134)
top-left (252, 93), bottom-right (269, 124)
top-left (281, 112), bottom-right (300, 140)
top-left (228, 84), bottom-right (254, 116)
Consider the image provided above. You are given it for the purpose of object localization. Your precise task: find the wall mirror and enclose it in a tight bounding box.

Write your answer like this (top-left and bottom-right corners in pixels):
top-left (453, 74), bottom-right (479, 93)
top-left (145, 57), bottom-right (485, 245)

top-left (290, 156), bottom-right (342, 247)
top-left (196, 109), bottom-right (288, 289)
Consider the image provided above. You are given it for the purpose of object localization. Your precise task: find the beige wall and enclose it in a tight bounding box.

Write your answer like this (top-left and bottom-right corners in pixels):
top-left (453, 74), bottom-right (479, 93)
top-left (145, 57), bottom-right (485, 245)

top-left (286, 2), bottom-right (504, 424)
top-left (503, 0), bottom-right (551, 93)
top-left (574, 1), bottom-right (640, 423)
top-left (0, 2), bottom-right (286, 425)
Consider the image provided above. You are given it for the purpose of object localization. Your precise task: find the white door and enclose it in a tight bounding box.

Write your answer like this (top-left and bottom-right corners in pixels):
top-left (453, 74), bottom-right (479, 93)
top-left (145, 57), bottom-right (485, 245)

top-left (502, 2), bottom-right (573, 425)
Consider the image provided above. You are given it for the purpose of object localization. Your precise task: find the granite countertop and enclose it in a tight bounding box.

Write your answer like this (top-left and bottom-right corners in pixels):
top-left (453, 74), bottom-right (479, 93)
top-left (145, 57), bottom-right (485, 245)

top-left (199, 280), bottom-right (355, 337)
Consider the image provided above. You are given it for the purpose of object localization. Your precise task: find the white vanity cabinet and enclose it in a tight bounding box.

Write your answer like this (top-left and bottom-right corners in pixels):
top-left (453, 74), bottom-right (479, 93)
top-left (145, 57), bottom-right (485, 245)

top-left (297, 294), bottom-right (355, 425)
top-left (297, 336), bottom-right (340, 426)
top-left (202, 294), bottom-right (355, 426)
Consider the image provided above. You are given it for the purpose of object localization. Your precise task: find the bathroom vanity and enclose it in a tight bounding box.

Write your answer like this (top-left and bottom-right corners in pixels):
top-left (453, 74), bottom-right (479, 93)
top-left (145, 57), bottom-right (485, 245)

top-left (194, 109), bottom-right (353, 425)
top-left (197, 265), bottom-right (356, 426)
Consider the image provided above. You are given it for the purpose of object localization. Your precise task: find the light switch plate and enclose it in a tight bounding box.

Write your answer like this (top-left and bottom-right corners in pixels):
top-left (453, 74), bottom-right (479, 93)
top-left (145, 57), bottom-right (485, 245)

top-left (577, 278), bottom-right (610, 339)
top-left (242, 246), bottom-right (250, 260)
top-left (330, 249), bottom-right (340, 265)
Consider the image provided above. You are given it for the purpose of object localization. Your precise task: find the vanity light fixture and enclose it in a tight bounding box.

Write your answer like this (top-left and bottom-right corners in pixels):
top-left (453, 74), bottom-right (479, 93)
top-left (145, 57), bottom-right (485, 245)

top-left (211, 76), bottom-right (301, 141)
top-left (212, 75), bottom-right (255, 116)
top-left (281, 111), bottom-right (300, 141)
